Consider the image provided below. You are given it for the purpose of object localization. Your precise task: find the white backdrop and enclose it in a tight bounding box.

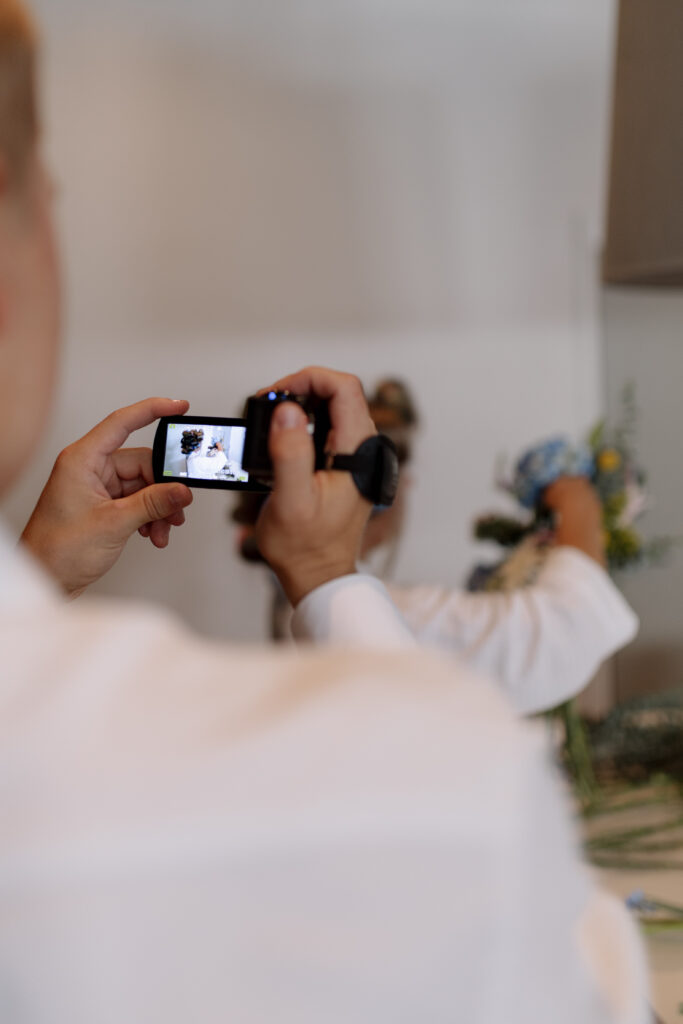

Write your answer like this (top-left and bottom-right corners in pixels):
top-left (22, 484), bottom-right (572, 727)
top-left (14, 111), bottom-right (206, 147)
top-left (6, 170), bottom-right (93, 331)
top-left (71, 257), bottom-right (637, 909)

top-left (3, 0), bottom-right (617, 641)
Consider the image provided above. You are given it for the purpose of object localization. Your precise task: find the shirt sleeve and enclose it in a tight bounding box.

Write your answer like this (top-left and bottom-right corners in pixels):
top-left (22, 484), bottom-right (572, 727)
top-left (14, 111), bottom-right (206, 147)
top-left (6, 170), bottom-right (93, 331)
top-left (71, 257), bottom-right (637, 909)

top-left (388, 546), bottom-right (639, 715)
top-left (292, 573), bottom-right (418, 648)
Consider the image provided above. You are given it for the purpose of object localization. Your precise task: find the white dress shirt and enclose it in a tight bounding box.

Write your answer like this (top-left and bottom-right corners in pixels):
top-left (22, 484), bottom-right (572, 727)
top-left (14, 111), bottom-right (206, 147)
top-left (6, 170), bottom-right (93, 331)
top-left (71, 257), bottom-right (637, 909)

top-left (384, 547), bottom-right (639, 714)
top-left (0, 523), bottom-right (648, 1024)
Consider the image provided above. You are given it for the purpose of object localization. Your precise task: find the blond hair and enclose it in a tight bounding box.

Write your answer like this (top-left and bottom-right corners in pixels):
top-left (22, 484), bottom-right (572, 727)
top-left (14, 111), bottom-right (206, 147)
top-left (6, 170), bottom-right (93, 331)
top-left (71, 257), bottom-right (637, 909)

top-left (0, 0), bottom-right (37, 183)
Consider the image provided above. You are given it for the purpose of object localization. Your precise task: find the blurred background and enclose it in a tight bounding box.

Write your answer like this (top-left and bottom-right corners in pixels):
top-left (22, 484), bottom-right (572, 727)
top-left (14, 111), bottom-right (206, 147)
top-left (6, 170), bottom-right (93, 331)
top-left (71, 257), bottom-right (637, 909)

top-left (3, 0), bottom-right (682, 702)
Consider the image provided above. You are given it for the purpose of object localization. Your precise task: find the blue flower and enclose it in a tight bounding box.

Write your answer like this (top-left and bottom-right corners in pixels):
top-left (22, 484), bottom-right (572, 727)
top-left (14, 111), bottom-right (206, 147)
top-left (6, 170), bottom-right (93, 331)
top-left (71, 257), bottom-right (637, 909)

top-left (625, 890), bottom-right (660, 913)
top-left (625, 889), bottom-right (646, 910)
top-left (511, 437), bottom-right (595, 509)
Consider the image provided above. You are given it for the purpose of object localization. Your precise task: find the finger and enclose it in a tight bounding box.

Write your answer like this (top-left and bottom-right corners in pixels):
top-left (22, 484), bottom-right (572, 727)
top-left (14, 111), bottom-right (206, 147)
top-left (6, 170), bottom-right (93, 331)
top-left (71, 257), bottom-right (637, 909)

top-left (113, 448), bottom-right (155, 498)
top-left (268, 402), bottom-right (316, 510)
top-left (139, 514), bottom-right (184, 537)
top-left (112, 447), bottom-right (155, 486)
top-left (259, 367), bottom-right (375, 452)
top-left (148, 519), bottom-right (172, 549)
top-left (165, 509), bottom-right (186, 528)
top-left (259, 366), bottom-right (350, 397)
top-left (131, 481), bottom-right (187, 512)
top-left (121, 476), bottom-right (150, 498)
top-left (113, 482), bottom-right (193, 539)
top-left (77, 399), bottom-right (190, 458)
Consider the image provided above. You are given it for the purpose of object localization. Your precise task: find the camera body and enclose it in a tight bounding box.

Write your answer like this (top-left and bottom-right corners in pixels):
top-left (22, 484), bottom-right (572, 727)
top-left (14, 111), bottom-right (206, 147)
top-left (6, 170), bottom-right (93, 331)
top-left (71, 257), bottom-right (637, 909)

top-left (242, 391), bottom-right (332, 483)
top-left (153, 389), bottom-right (399, 504)
top-left (152, 392), bottom-right (332, 492)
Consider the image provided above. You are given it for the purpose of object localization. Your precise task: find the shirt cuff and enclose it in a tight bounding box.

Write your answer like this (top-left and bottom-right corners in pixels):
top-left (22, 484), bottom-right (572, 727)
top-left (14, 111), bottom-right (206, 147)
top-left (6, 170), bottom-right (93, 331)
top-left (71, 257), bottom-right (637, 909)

top-left (291, 574), bottom-right (418, 648)
top-left (542, 546), bottom-right (639, 650)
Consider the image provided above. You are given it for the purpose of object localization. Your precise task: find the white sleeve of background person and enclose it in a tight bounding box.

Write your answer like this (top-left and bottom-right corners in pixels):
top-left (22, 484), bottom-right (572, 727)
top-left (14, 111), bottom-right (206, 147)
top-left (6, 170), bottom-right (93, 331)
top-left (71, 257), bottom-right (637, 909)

top-left (388, 546), bottom-right (639, 714)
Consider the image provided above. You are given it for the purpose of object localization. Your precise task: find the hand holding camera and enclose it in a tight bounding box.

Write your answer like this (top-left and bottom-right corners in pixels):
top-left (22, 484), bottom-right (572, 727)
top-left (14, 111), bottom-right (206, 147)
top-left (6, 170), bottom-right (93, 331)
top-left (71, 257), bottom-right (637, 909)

top-left (21, 397), bottom-right (195, 599)
top-left (254, 367), bottom-right (384, 605)
top-left (21, 367), bottom-right (397, 605)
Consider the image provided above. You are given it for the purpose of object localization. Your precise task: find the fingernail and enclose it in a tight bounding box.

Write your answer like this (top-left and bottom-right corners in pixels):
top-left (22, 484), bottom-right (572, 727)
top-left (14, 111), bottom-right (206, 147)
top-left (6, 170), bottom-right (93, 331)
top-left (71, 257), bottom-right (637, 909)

top-left (170, 398), bottom-right (187, 404)
top-left (273, 402), bottom-right (306, 430)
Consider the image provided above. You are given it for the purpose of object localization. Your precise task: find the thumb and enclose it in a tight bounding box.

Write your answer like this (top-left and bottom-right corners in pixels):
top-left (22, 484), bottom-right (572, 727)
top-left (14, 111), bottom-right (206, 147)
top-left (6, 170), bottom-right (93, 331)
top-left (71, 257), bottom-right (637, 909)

top-left (114, 483), bottom-right (193, 537)
top-left (268, 402), bottom-right (316, 507)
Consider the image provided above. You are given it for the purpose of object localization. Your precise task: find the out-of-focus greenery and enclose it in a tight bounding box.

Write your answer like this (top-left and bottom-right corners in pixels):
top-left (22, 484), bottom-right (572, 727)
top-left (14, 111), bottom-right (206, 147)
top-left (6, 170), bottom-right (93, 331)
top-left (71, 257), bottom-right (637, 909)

top-left (467, 383), bottom-right (678, 590)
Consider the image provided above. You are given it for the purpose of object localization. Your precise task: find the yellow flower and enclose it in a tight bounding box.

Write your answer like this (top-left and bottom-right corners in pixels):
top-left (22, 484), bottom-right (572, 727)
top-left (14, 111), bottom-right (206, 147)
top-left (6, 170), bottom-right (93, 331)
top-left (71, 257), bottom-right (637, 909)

top-left (597, 448), bottom-right (621, 473)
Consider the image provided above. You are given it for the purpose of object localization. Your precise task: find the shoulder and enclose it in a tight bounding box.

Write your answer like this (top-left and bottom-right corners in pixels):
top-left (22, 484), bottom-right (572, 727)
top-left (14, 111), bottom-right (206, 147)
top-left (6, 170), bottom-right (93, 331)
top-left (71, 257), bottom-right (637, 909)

top-left (4, 590), bottom-right (537, 781)
top-left (0, 593), bottom-right (559, 874)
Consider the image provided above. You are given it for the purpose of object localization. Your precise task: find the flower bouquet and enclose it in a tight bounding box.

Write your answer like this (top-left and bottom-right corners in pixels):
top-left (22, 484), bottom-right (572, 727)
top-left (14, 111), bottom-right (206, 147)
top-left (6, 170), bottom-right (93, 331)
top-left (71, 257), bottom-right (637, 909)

top-left (467, 385), bottom-right (673, 592)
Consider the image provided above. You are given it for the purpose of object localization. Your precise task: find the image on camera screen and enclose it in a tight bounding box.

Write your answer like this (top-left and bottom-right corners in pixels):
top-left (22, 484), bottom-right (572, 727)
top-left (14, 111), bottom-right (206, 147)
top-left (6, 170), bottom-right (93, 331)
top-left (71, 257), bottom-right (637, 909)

top-left (162, 422), bottom-right (249, 483)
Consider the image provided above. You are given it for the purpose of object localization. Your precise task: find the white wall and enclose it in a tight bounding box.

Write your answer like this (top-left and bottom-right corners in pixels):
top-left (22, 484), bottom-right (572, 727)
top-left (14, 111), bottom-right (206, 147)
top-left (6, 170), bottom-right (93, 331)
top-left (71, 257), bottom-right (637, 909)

top-left (2, 0), bottom-right (617, 641)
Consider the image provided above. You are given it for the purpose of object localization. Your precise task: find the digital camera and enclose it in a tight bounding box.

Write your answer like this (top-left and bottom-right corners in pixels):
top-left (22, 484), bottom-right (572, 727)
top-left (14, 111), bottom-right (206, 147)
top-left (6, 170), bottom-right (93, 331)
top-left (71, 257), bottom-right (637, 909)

top-left (152, 391), bottom-right (331, 492)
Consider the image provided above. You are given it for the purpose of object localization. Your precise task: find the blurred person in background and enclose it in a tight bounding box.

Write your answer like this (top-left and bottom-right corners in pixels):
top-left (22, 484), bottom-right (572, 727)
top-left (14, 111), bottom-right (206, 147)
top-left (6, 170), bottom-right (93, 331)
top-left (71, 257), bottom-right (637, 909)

top-left (232, 377), bottom-right (418, 638)
top-left (0, 3), bottom-right (648, 1022)
top-left (235, 379), bottom-right (637, 717)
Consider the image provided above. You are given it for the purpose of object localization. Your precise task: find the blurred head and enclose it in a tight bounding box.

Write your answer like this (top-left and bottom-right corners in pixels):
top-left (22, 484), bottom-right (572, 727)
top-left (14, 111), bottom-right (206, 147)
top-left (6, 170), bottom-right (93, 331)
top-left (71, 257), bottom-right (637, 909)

top-left (367, 378), bottom-right (418, 467)
top-left (180, 429), bottom-right (204, 455)
top-left (0, 0), bottom-right (61, 499)
top-left (360, 378), bottom-right (418, 559)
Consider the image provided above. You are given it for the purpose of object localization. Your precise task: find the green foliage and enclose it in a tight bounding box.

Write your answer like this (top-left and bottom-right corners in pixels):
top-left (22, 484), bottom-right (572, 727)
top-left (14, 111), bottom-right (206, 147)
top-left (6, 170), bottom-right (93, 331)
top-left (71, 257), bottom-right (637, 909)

top-left (587, 419), bottom-right (606, 453)
top-left (603, 491), bottom-right (627, 523)
top-left (588, 689), bottom-right (683, 778)
top-left (613, 380), bottom-right (639, 455)
top-left (606, 526), bottom-right (642, 570)
top-left (473, 515), bottom-right (530, 548)
top-left (471, 379), bottom-right (676, 583)
top-left (643, 536), bottom-right (677, 565)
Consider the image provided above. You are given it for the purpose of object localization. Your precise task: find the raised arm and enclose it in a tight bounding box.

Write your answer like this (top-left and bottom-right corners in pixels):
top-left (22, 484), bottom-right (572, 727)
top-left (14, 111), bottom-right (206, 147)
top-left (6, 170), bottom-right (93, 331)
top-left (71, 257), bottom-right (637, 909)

top-left (389, 478), bottom-right (637, 714)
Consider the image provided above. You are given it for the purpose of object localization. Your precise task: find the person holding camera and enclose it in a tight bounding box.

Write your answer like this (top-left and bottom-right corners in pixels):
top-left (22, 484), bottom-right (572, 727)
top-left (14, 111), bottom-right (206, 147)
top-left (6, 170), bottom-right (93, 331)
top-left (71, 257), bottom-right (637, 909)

top-left (235, 380), bottom-right (637, 717)
top-left (0, 3), bottom-right (646, 1022)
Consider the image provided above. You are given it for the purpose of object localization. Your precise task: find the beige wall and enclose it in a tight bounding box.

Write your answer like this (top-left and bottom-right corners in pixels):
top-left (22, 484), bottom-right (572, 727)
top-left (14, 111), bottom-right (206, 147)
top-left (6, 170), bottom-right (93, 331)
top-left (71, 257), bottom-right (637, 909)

top-left (3, 1), bottom-right (618, 642)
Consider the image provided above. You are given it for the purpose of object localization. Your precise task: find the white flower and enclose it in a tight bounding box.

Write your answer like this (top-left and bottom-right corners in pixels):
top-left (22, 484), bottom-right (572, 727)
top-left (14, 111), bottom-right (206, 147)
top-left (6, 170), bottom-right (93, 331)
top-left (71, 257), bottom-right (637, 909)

top-left (617, 482), bottom-right (651, 527)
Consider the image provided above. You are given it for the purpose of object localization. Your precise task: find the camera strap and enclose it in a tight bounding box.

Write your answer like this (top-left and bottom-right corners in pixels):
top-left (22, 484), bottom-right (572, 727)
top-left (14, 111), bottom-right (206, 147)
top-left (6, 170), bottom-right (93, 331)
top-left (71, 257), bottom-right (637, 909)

top-left (328, 434), bottom-right (400, 507)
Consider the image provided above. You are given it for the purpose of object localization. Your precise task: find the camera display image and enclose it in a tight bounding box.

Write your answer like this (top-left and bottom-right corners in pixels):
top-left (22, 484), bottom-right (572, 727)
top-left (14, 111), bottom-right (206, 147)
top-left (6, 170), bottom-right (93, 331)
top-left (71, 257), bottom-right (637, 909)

top-left (162, 422), bottom-right (249, 483)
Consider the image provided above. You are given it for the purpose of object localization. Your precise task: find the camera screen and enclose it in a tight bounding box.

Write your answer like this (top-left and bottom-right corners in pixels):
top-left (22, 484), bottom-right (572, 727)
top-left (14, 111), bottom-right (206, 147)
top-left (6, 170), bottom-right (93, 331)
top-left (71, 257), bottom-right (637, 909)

top-left (162, 422), bottom-right (250, 484)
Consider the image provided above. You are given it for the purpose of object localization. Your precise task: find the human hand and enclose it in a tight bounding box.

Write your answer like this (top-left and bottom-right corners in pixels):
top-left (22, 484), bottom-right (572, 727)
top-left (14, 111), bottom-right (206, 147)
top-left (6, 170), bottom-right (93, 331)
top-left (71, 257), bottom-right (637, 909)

top-left (542, 476), bottom-right (606, 567)
top-left (255, 367), bottom-right (377, 605)
top-left (21, 398), bottom-right (194, 598)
